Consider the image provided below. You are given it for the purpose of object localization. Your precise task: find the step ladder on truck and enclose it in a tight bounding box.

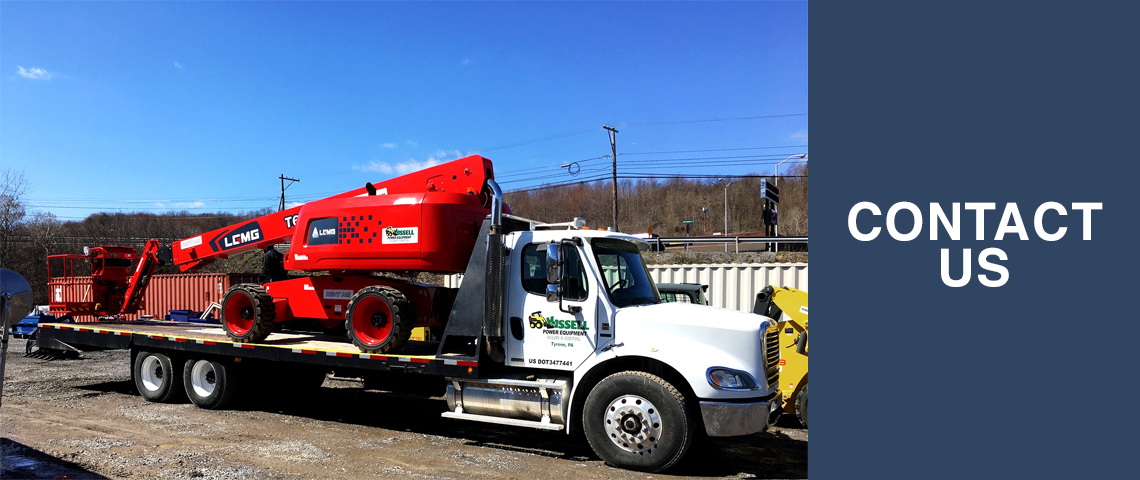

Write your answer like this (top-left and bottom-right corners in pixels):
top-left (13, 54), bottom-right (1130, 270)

top-left (34, 155), bottom-right (785, 473)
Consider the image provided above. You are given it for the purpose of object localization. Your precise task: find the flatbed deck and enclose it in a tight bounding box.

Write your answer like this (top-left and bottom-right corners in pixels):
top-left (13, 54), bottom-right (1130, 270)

top-left (36, 321), bottom-right (480, 377)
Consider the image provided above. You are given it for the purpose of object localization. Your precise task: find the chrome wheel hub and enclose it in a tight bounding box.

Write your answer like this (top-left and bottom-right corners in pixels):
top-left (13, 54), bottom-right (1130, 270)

top-left (140, 356), bottom-right (164, 392)
top-left (604, 394), bottom-right (662, 454)
top-left (190, 360), bottom-right (217, 397)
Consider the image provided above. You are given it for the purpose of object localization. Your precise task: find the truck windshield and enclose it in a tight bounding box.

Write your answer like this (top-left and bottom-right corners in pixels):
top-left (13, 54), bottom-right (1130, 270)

top-left (591, 239), bottom-right (661, 308)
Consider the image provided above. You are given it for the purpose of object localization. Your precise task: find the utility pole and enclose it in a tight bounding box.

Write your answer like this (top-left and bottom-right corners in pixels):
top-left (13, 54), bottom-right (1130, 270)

top-left (719, 178), bottom-right (735, 253)
top-left (279, 175), bottom-right (300, 212)
top-left (603, 125), bottom-right (619, 231)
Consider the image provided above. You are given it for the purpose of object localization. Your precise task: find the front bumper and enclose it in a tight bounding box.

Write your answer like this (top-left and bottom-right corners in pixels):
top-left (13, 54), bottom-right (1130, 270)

top-left (699, 394), bottom-right (783, 437)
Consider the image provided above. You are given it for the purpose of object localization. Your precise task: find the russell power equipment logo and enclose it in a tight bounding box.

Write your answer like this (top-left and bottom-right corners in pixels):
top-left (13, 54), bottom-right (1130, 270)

top-left (382, 226), bottom-right (419, 245)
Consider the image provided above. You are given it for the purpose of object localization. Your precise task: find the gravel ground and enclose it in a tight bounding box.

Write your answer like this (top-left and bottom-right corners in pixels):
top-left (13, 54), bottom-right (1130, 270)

top-left (1, 339), bottom-right (807, 479)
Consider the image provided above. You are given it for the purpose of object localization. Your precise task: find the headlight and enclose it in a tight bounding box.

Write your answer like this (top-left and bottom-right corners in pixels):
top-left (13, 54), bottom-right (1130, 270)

top-left (706, 367), bottom-right (759, 390)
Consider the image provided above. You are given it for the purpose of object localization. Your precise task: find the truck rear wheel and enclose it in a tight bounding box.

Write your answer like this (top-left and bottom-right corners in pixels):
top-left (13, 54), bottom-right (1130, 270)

top-left (133, 350), bottom-right (184, 403)
top-left (582, 371), bottom-right (695, 472)
top-left (183, 357), bottom-right (239, 409)
top-left (346, 286), bottom-right (413, 354)
top-left (221, 284), bottom-right (275, 343)
top-left (796, 382), bottom-right (808, 428)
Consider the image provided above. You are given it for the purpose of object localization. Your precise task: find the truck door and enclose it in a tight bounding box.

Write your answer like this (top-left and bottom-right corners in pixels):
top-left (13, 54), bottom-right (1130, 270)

top-left (504, 234), bottom-right (598, 370)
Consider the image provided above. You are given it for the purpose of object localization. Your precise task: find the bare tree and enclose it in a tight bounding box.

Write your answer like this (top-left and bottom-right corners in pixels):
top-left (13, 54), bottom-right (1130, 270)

top-left (0, 168), bottom-right (29, 269)
top-left (503, 172), bottom-right (808, 238)
top-left (778, 163), bottom-right (809, 236)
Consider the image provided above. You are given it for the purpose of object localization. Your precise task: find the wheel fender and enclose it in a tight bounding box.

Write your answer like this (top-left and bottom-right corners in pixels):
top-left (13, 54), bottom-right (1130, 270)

top-left (568, 352), bottom-right (699, 436)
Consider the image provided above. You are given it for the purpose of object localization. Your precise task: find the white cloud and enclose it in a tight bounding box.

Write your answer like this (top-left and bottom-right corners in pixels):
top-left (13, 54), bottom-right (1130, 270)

top-left (405, 140), bottom-right (418, 147)
top-left (381, 142), bottom-right (397, 149)
top-left (434, 149), bottom-right (462, 159)
top-left (287, 201), bottom-right (305, 208)
top-left (462, 58), bottom-right (471, 66)
top-left (354, 158), bottom-right (443, 175)
top-left (174, 62), bottom-right (184, 69)
top-left (16, 66), bottom-right (52, 80)
top-left (153, 201), bottom-right (205, 209)
top-left (791, 128), bottom-right (809, 142)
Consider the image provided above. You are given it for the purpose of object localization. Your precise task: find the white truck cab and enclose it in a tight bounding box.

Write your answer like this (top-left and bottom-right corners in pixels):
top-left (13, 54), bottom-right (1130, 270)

top-left (444, 217), bottom-right (782, 472)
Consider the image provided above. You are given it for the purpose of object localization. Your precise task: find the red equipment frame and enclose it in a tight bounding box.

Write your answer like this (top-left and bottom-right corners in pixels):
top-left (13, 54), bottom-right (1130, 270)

top-left (47, 246), bottom-right (139, 317)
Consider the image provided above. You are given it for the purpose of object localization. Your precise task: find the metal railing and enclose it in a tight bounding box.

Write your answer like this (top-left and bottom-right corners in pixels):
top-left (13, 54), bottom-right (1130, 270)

top-left (648, 236), bottom-right (808, 253)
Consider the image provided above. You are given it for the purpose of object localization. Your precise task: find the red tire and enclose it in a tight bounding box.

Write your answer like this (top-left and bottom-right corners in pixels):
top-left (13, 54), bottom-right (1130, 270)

top-left (221, 284), bottom-right (275, 343)
top-left (346, 286), bottom-right (413, 354)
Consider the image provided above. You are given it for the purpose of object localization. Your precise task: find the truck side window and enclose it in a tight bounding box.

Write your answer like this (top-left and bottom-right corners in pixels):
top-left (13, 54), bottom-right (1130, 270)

top-left (521, 243), bottom-right (588, 301)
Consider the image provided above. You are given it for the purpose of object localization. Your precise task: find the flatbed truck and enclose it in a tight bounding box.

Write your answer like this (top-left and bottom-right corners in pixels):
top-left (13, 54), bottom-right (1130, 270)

top-left (33, 156), bottom-right (783, 472)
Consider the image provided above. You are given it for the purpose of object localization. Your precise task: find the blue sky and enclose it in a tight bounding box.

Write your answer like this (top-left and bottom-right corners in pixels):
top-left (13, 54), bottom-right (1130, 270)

top-left (1, 1), bottom-right (807, 220)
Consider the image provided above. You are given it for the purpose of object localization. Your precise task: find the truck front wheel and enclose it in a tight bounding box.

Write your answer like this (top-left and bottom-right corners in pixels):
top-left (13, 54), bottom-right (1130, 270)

top-left (183, 357), bottom-right (239, 409)
top-left (582, 371), bottom-right (696, 472)
top-left (133, 350), bottom-right (184, 403)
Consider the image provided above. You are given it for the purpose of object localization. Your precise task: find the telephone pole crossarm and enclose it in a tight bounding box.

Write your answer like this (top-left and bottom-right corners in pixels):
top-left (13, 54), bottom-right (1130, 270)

top-left (279, 175), bottom-right (301, 212)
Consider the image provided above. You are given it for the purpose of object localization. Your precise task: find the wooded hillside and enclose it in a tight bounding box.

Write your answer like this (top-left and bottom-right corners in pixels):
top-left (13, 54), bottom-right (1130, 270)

top-left (505, 163), bottom-right (808, 236)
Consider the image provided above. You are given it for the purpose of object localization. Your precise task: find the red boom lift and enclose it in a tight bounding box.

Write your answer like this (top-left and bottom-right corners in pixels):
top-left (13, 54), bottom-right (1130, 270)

top-left (49, 155), bottom-right (498, 354)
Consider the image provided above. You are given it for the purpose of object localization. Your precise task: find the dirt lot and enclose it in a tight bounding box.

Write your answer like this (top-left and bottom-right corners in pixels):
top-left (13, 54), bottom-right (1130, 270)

top-left (1, 339), bottom-right (806, 479)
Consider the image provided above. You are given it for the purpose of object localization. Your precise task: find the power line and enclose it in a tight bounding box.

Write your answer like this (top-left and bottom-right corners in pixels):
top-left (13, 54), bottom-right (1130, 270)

top-left (624, 113), bottom-right (807, 127)
top-left (25, 195), bottom-right (277, 203)
top-left (471, 127), bottom-right (598, 153)
top-left (504, 174), bottom-right (807, 194)
top-left (492, 155), bottom-right (610, 179)
top-left (25, 201), bottom-right (273, 209)
top-left (49, 215), bottom-right (258, 220)
top-left (497, 154), bottom-right (806, 185)
top-left (621, 144), bottom-right (808, 156)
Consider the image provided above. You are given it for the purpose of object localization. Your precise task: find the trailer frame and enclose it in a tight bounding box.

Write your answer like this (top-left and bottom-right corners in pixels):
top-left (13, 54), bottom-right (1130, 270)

top-left (36, 322), bottom-right (480, 378)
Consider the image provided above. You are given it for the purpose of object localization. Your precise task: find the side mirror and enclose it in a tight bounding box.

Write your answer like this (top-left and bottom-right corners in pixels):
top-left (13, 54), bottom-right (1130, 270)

top-left (545, 244), bottom-right (561, 284)
top-left (546, 284), bottom-right (560, 303)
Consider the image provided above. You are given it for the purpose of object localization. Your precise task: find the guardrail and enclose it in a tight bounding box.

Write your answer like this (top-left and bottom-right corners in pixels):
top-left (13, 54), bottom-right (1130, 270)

top-left (648, 236), bottom-right (808, 253)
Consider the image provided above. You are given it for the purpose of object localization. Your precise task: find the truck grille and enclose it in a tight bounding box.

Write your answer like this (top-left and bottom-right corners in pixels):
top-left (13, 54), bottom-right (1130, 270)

top-left (764, 326), bottom-right (780, 388)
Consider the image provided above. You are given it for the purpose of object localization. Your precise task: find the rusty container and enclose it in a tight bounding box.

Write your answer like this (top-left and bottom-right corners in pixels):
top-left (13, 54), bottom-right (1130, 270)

top-left (66, 273), bottom-right (260, 323)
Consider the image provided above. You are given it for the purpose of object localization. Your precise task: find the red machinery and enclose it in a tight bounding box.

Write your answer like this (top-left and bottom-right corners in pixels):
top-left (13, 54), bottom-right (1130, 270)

top-left (47, 242), bottom-right (163, 318)
top-left (49, 156), bottom-right (498, 354)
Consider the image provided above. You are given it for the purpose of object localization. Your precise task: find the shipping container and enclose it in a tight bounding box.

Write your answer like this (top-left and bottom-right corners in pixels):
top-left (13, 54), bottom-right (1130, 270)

top-left (50, 273), bottom-right (260, 322)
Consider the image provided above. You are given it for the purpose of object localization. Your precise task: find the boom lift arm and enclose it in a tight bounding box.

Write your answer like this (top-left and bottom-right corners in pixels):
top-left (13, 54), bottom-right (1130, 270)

top-left (119, 239), bottom-right (164, 315)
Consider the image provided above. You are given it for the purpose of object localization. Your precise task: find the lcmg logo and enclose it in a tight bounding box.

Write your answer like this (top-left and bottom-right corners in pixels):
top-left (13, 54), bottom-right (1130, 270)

top-left (212, 221), bottom-right (263, 251)
top-left (223, 229), bottom-right (260, 248)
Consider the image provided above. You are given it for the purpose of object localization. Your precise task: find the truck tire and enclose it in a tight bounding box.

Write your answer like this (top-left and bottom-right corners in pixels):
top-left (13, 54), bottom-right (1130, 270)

top-left (221, 284), bottom-right (276, 343)
top-left (183, 357), bottom-right (239, 409)
top-left (346, 286), bottom-right (414, 354)
top-left (796, 382), bottom-right (808, 428)
top-left (133, 350), bottom-right (184, 403)
top-left (582, 371), bottom-right (696, 472)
